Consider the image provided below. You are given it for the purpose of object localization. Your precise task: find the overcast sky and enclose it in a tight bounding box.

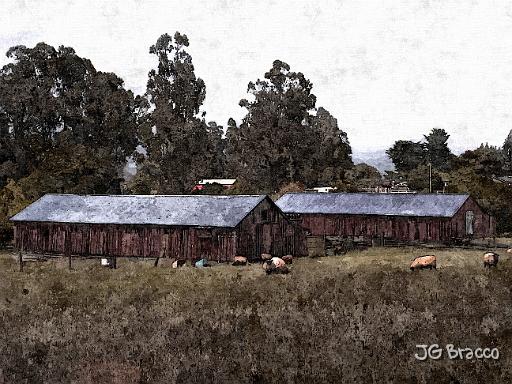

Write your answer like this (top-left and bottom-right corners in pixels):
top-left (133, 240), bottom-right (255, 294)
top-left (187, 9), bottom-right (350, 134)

top-left (2, 0), bottom-right (512, 154)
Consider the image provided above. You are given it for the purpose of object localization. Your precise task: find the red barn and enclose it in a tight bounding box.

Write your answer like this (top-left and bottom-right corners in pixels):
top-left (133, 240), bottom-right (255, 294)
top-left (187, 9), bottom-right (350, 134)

top-left (276, 193), bottom-right (495, 249)
top-left (11, 194), bottom-right (305, 262)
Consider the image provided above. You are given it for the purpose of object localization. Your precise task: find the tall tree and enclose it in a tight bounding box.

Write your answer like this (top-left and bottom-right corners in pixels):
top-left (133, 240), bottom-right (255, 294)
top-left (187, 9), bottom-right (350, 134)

top-left (224, 117), bottom-right (241, 177)
top-left (0, 42), bottom-right (138, 193)
top-left (386, 140), bottom-right (426, 173)
top-left (228, 60), bottom-right (352, 192)
top-left (131, 32), bottom-right (224, 194)
top-left (309, 107), bottom-right (353, 185)
top-left (424, 128), bottom-right (452, 170)
top-left (503, 129), bottom-right (512, 172)
top-left (0, 43), bottom-right (138, 241)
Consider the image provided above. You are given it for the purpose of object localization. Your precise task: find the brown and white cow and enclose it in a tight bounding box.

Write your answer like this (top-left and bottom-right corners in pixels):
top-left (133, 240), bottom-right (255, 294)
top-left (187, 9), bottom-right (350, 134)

top-left (232, 256), bottom-right (248, 266)
top-left (410, 255), bottom-right (437, 271)
top-left (262, 257), bottom-right (289, 275)
top-left (507, 248), bottom-right (512, 254)
top-left (483, 252), bottom-right (499, 268)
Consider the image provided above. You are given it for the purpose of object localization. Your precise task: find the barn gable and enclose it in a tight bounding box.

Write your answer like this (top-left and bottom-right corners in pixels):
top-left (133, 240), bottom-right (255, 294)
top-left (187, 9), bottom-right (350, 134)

top-left (10, 194), bottom-right (267, 228)
top-left (276, 193), bottom-right (471, 218)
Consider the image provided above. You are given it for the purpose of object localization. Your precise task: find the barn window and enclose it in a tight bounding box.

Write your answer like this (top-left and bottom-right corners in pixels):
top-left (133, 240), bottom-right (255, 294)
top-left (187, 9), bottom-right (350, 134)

top-left (426, 223), bottom-right (432, 238)
top-left (288, 213), bottom-right (302, 221)
top-left (261, 209), bottom-right (269, 222)
top-left (465, 211), bottom-right (474, 235)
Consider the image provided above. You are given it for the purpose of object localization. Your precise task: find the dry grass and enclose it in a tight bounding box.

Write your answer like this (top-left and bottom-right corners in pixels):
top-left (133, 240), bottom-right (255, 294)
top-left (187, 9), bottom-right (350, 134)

top-left (1, 247), bottom-right (512, 383)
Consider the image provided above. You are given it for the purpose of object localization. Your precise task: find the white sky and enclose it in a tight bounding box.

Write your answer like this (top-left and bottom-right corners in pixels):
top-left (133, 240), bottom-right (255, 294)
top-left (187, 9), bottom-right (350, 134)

top-left (2, 0), bottom-right (512, 154)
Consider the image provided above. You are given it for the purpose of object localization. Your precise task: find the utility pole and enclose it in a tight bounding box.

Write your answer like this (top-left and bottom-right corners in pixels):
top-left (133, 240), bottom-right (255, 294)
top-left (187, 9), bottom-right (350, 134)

top-left (429, 162), bottom-right (432, 193)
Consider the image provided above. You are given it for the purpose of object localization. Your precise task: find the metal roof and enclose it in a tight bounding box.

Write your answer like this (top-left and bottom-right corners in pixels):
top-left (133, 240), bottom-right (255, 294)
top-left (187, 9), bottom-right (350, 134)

top-left (10, 194), bottom-right (267, 227)
top-left (276, 193), bottom-right (470, 218)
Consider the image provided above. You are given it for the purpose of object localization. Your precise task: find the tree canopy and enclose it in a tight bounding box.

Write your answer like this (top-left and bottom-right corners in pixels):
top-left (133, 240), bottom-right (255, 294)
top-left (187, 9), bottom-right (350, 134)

top-left (227, 60), bottom-right (352, 192)
top-left (129, 32), bottom-right (224, 194)
top-left (385, 140), bottom-right (425, 173)
top-left (0, 42), bottom-right (138, 194)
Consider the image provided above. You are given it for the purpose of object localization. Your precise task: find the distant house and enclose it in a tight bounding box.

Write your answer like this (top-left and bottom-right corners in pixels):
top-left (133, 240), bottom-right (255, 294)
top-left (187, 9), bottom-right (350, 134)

top-left (276, 192), bottom-right (495, 245)
top-left (360, 180), bottom-right (416, 194)
top-left (306, 187), bottom-right (336, 193)
top-left (11, 194), bottom-right (305, 262)
top-left (192, 178), bottom-right (237, 192)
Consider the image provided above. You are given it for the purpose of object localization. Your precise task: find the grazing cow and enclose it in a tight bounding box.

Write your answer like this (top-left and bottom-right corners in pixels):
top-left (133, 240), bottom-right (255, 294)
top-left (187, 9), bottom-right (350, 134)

top-left (261, 253), bottom-right (272, 261)
top-left (410, 255), bottom-right (437, 271)
top-left (483, 252), bottom-right (499, 268)
top-left (282, 255), bottom-right (293, 264)
top-left (232, 256), bottom-right (247, 266)
top-left (507, 248), bottom-right (512, 254)
top-left (172, 259), bottom-right (186, 269)
top-left (262, 257), bottom-right (289, 275)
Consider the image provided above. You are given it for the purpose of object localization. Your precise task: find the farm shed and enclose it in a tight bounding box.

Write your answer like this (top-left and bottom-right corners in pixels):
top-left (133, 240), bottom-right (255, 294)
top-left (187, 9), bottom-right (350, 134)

top-left (276, 193), bottom-right (495, 249)
top-left (10, 194), bottom-right (305, 262)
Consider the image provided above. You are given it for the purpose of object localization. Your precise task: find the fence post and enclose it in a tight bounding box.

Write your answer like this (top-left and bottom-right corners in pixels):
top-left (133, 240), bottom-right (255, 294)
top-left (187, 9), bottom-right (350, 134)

top-left (19, 251), bottom-right (23, 272)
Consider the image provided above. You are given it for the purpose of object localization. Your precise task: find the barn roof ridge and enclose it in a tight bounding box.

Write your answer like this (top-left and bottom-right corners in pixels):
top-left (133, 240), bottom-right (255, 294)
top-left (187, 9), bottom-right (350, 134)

top-left (276, 192), bottom-right (472, 218)
top-left (10, 194), bottom-right (268, 227)
top-left (282, 192), bottom-right (471, 196)
top-left (39, 193), bottom-right (264, 198)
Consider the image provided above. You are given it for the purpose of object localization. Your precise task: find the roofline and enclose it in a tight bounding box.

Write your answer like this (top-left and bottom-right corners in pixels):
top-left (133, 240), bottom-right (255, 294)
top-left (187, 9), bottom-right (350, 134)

top-left (9, 194), bottom-right (47, 221)
top-left (279, 192), bottom-right (471, 197)
top-left (232, 195), bottom-right (269, 228)
top-left (9, 193), bottom-right (269, 225)
top-left (282, 211), bottom-right (457, 218)
top-left (277, 193), bottom-right (472, 218)
top-left (452, 195), bottom-right (490, 217)
top-left (33, 193), bottom-right (264, 198)
top-left (10, 219), bottom-right (238, 229)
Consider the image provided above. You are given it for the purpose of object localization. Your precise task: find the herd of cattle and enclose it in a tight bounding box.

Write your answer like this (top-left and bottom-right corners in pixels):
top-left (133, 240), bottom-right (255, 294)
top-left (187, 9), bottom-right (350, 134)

top-left (232, 254), bottom-right (293, 274)
top-left (169, 253), bottom-right (293, 274)
top-left (166, 248), bottom-right (512, 274)
top-left (163, 248), bottom-right (512, 275)
top-left (410, 248), bottom-right (512, 271)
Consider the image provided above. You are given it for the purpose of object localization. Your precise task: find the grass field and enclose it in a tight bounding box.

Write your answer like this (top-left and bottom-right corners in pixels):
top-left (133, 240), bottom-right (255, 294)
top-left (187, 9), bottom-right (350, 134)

top-left (1, 247), bottom-right (512, 383)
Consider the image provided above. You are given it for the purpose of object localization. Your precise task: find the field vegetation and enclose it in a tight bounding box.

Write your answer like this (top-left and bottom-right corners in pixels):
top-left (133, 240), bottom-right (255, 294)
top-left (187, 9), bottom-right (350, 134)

top-left (1, 247), bottom-right (512, 383)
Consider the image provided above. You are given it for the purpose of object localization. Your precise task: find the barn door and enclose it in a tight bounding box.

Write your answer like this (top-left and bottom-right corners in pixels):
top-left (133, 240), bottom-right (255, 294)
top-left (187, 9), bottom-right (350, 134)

top-left (198, 236), bottom-right (212, 260)
top-left (255, 224), bottom-right (263, 258)
top-left (465, 211), bottom-right (474, 235)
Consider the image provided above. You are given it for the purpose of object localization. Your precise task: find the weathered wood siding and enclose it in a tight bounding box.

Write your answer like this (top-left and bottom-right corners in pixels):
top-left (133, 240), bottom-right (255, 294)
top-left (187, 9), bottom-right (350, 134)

top-left (449, 197), bottom-right (495, 239)
top-left (14, 197), bottom-right (306, 261)
top-left (287, 196), bottom-right (494, 243)
top-left (234, 198), bottom-right (306, 258)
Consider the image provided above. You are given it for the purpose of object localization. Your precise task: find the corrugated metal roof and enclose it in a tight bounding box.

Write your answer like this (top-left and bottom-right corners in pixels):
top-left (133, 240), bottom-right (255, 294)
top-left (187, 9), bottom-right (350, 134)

top-left (10, 194), bottom-right (267, 227)
top-left (276, 193), bottom-right (470, 217)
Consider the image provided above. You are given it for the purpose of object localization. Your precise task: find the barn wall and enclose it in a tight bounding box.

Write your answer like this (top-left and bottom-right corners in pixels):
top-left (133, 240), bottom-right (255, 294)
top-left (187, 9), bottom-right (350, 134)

top-left (293, 214), bottom-right (452, 242)
top-left (236, 198), bottom-right (307, 259)
top-left (14, 222), bottom-right (239, 262)
top-left (449, 197), bottom-right (495, 239)
top-left (288, 198), bottom-right (495, 243)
